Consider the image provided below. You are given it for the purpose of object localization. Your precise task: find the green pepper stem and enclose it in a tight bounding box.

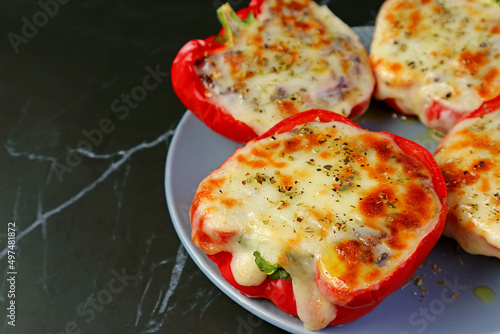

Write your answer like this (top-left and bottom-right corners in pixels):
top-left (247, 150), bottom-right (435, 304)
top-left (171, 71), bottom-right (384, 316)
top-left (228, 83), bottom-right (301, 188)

top-left (214, 3), bottom-right (255, 47)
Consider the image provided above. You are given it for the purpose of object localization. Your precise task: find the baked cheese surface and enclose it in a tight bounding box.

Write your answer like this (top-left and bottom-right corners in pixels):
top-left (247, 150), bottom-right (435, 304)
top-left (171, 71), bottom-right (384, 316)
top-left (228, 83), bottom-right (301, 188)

top-left (370, 0), bottom-right (500, 133)
top-left (191, 120), bottom-right (441, 330)
top-left (434, 109), bottom-right (500, 258)
top-left (197, 0), bottom-right (374, 135)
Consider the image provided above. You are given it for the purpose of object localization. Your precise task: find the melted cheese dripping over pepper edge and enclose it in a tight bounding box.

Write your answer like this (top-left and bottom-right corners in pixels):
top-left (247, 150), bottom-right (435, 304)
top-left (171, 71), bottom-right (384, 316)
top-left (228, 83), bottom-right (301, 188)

top-left (196, 0), bottom-right (374, 135)
top-left (191, 121), bottom-right (441, 330)
top-left (434, 108), bottom-right (500, 258)
top-left (370, 0), bottom-right (500, 132)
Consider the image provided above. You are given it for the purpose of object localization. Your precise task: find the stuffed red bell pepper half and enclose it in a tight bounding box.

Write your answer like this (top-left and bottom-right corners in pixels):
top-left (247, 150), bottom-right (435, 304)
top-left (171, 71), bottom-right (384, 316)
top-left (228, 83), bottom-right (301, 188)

top-left (190, 109), bottom-right (448, 330)
top-left (171, 0), bottom-right (374, 143)
top-left (370, 0), bottom-right (500, 133)
top-left (434, 104), bottom-right (500, 259)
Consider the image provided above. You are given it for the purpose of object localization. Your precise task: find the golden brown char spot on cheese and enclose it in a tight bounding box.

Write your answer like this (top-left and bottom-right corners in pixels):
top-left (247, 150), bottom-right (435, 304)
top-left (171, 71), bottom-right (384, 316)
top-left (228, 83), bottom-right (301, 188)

top-left (294, 20), bottom-right (313, 31)
top-left (385, 12), bottom-right (400, 28)
top-left (250, 146), bottom-right (270, 159)
top-left (479, 177), bottom-right (490, 193)
top-left (279, 100), bottom-right (300, 116)
top-left (304, 127), bottom-right (337, 147)
top-left (395, 153), bottom-right (432, 180)
top-left (335, 240), bottom-right (375, 286)
top-left (192, 177), bottom-right (226, 208)
top-left (389, 62), bottom-right (403, 73)
top-left (365, 269), bottom-right (382, 283)
top-left (224, 52), bottom-right (246, 76)
top-left (405, 183), bottom-right (434, 220)
top-left (271, 0), bottom-right (308, 14)
top-left (449, 128), bottom-right (500, 155)
top-left (273, 0), bottom-right (326, 35)
top-left (282, 137), bottom-right (305, 155)
top-left (407, 10), bottom-right (422, 31)
top-left (441, 161), bottom-right (479, 192)
top-left (277, 173), bottom-right (294, 187)
top-left (361, 134), bottom-right (395, 161)
top-left (359, 185), bottom-right (396, 219)
top-left (459, 50), bottom-right (490, 76)
top-left (249, 33), bottom-right (263, 46)
top-left (266, 141), bottom-right (281, 150)
top-left (478, 68), bottom-right (500, 100)
top-left (237, 146), bottom-right (288, 169)
top-left (441, 159), bottom-right (494, 192)
top-left (236, 154), bottom-right (267, 168)
top-left (221, 197), bottom-right (239, 208)
top-left (472, 159), bottom-right (495, 173)
top-left (387, 213), bottom-right (420, 250)
top-left (372, 56), bottom-right (416, 86)
top-left (432, 3), bottom-right (444, 13)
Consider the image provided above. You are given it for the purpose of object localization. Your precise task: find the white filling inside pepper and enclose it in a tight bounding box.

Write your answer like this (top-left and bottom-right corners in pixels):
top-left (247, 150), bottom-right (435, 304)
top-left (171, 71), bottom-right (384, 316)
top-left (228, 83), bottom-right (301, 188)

top-left (197, 0), bottom-right (374, 135)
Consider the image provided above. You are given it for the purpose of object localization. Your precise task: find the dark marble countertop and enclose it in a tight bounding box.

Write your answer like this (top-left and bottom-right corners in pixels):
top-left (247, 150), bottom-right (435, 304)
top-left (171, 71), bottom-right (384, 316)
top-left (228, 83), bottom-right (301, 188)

top-left (0, 1), bottom-right (384, 333)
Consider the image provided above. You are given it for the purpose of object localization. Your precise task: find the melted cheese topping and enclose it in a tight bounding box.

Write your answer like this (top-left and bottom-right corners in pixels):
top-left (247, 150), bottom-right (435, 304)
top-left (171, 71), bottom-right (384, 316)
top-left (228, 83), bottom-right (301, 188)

top-left (370, 0), bottom-right (500, 132)
top-left (197, 0), bottom-right (374, 135)
top-left (434, 108), bottom-right (500, 258)
top-left (191, 121), bottom-right (441, 330)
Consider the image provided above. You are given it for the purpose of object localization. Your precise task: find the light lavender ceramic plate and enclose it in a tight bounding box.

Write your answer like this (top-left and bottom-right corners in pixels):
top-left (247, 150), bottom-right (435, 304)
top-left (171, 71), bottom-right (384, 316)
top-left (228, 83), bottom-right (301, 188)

top-left (165, 26), bottom-right (500, 334)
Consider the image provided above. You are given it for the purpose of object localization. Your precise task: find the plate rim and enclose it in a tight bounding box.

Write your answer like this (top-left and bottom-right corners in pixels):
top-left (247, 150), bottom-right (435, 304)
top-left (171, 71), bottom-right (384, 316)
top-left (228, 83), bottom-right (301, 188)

top-left (165, 111), bottom-right (308, 333)
top-left (164, 24), bottom-right (500, 334)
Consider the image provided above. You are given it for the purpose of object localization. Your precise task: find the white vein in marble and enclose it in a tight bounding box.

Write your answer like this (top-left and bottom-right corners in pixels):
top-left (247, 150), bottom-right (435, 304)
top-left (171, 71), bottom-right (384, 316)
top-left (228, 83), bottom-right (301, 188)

top-left (137, 244), bottom-right (188, 333)
top-left (0, 129), bottom-right (174, 260)
top-left (1, 113), bottom-right (193, 333)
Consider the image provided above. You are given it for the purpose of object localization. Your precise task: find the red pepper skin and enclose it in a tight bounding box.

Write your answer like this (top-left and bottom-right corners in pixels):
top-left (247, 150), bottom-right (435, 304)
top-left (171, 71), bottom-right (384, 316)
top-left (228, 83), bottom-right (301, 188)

top-left (205, 109), bottom-right (448, 327)
top-left (171, 38), bottom-right (258, 143)
top-left (427, 94), bottom-right (500, 130)
top-left (171, 0), bottom-right (371, 144)
top-left (171, 1), bottom-right (263, 144)
top-left (453, 94), bottom-right (500, 122)
top-left (208, 252), bottom-right (298, 317)
top-left (383, 94), bottom-right (500, 133)
top-left (434, 94), bottom-right (500, 151)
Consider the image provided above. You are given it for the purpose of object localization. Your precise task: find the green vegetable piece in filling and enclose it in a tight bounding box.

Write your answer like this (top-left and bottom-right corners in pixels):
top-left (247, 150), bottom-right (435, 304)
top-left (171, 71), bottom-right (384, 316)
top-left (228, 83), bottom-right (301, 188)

top-left (253, 251), bottom-right (291, 279)
top-left (268, 267), bottom-right (292, 280)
